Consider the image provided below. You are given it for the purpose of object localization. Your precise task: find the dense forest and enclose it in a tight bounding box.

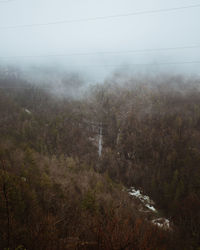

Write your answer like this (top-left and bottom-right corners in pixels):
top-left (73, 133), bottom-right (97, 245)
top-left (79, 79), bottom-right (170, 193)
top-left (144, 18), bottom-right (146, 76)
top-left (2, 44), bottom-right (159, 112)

top-left (0, 70), bottom-right (200, 249)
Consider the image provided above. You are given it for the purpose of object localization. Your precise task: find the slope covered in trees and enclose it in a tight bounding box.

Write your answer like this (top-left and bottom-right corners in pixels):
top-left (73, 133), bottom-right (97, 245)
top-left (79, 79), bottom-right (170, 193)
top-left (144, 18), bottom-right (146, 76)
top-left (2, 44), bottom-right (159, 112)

top-left (0, 71), bottom-right (200, 249)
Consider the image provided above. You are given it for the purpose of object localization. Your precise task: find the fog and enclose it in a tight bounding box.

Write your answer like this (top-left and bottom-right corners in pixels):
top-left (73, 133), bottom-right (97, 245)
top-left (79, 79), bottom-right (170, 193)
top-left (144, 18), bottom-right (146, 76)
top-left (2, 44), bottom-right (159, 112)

top-left (0, 0), bottom-right (200, 82)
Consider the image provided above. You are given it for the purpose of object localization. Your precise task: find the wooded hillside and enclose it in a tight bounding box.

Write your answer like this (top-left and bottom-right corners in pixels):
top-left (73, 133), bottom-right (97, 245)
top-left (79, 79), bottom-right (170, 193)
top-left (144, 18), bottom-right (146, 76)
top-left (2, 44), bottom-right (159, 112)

top-left (1, 72), bottom-right (200, 249)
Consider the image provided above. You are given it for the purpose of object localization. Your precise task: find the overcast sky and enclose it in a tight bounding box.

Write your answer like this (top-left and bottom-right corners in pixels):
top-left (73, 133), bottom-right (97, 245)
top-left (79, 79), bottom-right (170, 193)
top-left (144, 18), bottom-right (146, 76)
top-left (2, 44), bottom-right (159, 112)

top-left (0, 0), bottom-right (200, 81)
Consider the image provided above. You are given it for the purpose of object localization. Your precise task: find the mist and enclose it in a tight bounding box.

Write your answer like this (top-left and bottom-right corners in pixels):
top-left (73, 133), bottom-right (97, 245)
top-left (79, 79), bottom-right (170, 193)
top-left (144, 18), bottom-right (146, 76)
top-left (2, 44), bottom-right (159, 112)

top-left (0, 0), bottom-right (200, 83)
top-left (2, 2), bottom-right (200, 249)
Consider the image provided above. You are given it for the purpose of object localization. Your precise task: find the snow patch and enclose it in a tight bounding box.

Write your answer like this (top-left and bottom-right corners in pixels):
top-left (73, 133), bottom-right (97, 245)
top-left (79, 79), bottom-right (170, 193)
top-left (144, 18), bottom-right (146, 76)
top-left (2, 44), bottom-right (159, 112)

top-left (128, 187), bottom-right (171, 230)
top-left (24, 108), bottom-right (31, 114)
top-left (146, 204), bottom-right (157, 212)
top-left (152, 218), bottom-right (170, 230)
top-left (129, 187), bottom-right (157, 212)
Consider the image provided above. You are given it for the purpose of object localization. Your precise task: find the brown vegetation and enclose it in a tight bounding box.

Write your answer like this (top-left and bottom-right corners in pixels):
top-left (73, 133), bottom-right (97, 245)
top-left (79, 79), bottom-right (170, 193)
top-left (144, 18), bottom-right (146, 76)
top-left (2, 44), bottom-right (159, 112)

top-left (1, 71), bottom-right (200, 249)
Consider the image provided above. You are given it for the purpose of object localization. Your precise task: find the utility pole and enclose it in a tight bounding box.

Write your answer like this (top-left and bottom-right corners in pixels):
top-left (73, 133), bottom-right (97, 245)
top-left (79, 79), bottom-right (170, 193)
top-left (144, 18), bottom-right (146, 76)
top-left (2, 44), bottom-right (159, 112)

top-left (82, 119), bottom-right (105, 157)
top-left (98, 122), bottom-right (103, 157)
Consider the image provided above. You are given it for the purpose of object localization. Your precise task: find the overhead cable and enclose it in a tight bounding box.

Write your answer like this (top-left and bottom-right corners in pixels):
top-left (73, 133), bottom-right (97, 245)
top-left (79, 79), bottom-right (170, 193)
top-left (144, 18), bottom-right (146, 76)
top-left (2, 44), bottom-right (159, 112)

top-left (0, 45), bottom-right (199, 59)
top-left (0, 4), bottom-right (200, 29)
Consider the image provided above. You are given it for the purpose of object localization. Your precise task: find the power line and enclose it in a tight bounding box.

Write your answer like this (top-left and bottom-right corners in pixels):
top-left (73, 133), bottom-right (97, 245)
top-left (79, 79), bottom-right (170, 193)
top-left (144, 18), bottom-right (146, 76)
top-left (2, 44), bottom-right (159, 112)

top-left (77, 61), bottom-right (200, 68)
top-left (0, 60), bottom-right (200, 72)
top-left (0, 45), bottom-right (199, 59)
top-left (0, 3), bottom-right (200, 29)
top-left (0, 0), bottom-right (18, 3)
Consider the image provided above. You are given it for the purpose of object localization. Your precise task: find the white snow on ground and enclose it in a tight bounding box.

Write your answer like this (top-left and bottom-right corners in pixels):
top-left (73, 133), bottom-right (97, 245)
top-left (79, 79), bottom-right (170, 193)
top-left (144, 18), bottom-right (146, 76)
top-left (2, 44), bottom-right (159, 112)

top-left (152, 218), bottom-right (170, 230)
top-left (129, 187), bottom-right (171, 230)
top-left (146, 204), bottom-right (157, 212)
top-left (129, 187), bottom-right (157, 212)
top-left (24, 108), bottom-right (31, 114)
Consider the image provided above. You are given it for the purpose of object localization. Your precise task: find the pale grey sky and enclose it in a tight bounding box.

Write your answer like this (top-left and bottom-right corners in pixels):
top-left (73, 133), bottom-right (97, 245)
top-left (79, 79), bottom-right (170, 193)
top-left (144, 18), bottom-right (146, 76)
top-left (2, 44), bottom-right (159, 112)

top-left (0, 0), bottom-right (200, 81)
